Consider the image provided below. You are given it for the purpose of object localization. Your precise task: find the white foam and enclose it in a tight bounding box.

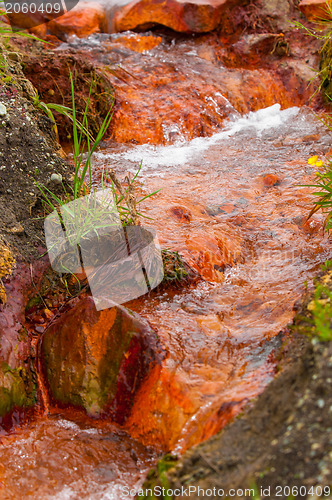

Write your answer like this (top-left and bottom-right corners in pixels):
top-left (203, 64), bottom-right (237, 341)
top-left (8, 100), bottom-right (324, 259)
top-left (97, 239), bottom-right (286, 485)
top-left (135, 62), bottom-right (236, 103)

top-left (95, 104), bottom-right (299, 171)
top-left (55, 419), bottom-right (81, 432)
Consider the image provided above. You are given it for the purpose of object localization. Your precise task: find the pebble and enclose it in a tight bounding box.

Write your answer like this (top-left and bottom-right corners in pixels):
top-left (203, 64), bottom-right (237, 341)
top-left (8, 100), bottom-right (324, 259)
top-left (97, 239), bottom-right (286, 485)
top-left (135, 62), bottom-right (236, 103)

top-left (0, 103), bottom-right (7, 117)
top-left (50, 173), bottom-right (63, 184)
top-left (263, 173), bottom-right (279, 186)
top-left (7, 224), bottom-right (24, 235)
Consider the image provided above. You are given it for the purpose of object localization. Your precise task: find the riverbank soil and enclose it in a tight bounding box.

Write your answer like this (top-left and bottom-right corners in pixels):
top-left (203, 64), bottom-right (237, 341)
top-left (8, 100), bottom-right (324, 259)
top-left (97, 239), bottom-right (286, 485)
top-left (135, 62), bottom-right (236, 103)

top-left (0, 44), bottom-right (75, 425)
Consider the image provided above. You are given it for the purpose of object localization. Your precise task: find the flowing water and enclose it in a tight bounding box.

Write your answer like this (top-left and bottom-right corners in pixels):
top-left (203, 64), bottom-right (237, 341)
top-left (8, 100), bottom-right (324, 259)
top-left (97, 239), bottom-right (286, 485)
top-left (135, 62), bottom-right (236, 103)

top-left (1, 42), bottom-right (332, 499)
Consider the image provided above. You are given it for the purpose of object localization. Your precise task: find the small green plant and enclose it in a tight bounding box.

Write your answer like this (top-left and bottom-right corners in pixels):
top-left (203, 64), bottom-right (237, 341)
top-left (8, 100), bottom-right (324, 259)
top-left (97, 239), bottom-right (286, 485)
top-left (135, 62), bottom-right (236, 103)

top-left (292, 14), bottom-right (332, 230)
top-left (35, 72), bottom-right (160, 258)
top-left (35, 71), bottom-right (114, 213)
top-left (292, 3), bottom-right (332, 102)
top-left (35, 72), bottom-right (119, 255)
top-left (304, 155), bottom-right (332, 231)
top-left (32, 91), bottom-right (81, 142)
top-left (310, 283), bottom-right (332, 341)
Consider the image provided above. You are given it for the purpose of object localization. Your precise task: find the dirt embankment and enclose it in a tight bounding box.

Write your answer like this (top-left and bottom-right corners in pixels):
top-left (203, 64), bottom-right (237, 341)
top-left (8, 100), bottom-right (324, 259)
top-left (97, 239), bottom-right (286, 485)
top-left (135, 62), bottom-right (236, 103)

top-left (0, 41), bottom-right (73, 425)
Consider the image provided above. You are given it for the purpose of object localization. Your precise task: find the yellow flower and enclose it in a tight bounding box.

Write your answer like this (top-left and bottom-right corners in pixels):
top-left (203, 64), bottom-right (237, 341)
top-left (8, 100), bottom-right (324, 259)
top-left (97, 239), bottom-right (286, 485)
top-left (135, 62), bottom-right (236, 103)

top-left (308, 155), bottom-right (318, 165)
top-left (308, 156), bottom-right (324, 168)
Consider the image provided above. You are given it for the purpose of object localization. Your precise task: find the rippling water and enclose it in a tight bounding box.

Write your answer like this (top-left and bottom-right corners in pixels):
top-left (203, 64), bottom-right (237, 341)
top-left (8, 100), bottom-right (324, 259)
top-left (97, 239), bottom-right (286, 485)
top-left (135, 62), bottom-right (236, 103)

top-left (1, 104), bottom-right (331, 499)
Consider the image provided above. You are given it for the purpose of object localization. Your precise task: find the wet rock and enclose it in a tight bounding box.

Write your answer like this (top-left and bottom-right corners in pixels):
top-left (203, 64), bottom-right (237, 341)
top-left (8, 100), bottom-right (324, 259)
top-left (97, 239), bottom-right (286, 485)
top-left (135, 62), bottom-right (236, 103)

top-left (47, 2), bottom-right (106, 39)
top-left (111, 32), bottom-right (162, 53)
top-left (22, 52), bottom-right (114, 143)
top-left (6, 11), bottom-right (46, 31)
top-left (0, 78), bottom-right (75, 426)
top-left (206, 205), bottom-right (223, 216)
top-left (299, 0), bottom-right (332, 22)
top-left (180, 232), bottom-right (241, 281)
top-left (8, 1), bottom-right (104, 37)
top-left (106, 0), bottom-right (238, 33)
top-left (0, 260), bottom-right (48, 421)
top-left (0, 362), bottom-right (31, 418)
top-left (50, 173), bottom-right (63, 184)
top-left (22, 26), bottom-right (318, 145)
top-left (258, 0), bottom-right (292, 30)
top-left (263, 173), bottom-right (279, 187)
top-left (228, 33), bottom-right (289, 67)
top-left (169, 206), bottom-right (192, 223)
top-left (41, 296), bottom-right (163, 422)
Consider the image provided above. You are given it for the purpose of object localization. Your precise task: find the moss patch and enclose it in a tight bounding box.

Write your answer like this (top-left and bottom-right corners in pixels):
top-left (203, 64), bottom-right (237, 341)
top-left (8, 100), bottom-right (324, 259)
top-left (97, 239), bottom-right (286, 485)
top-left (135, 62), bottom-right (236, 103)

top-left (0, 361), bottom-right (36, 417)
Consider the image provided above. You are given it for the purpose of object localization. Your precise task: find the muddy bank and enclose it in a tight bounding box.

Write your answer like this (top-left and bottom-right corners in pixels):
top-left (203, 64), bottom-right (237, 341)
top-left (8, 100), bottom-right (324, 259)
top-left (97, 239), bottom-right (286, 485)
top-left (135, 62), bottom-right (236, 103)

top-left (142, 275), bottom-right (332, 498)
top-left (0, 46), bottom-right (74, 426)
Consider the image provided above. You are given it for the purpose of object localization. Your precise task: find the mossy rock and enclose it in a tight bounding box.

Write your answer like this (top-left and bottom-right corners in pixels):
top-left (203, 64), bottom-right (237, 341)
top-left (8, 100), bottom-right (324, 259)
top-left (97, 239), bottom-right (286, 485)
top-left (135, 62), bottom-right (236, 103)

top-left (161, 249), bottom-right (196, 283)
top-left (41, 296), bottom-right (163, 421)
top-left (0, 361), bottom-right (36, 418)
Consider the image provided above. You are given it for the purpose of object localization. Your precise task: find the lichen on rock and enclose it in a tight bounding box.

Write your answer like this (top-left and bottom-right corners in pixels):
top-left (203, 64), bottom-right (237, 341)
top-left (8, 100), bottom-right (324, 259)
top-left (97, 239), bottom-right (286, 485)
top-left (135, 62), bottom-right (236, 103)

top-left (0, 239), bottom-right (15, 304)
top-left (41, 296), bottom-right (163, 421)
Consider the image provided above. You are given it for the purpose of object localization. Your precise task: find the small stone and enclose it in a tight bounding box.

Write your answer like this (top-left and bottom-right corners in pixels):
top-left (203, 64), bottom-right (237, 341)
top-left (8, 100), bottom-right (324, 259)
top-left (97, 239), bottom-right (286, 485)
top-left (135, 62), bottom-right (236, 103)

top-left (263, 173), bottom-right (279, 186)
top-left (0, 103), bottom-right (7, 117)
top-left (7, 224), bottom-right (24, 235)
top-left (317, 399), bottom-right (325, 408)
top-left (50, 173), bottom-right (63, 184)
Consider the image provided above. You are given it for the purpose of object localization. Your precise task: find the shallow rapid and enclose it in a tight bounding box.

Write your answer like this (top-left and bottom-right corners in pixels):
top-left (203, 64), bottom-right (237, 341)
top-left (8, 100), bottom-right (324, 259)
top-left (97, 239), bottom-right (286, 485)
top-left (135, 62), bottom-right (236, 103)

top-left (0, 104), bottom-right (331, 499)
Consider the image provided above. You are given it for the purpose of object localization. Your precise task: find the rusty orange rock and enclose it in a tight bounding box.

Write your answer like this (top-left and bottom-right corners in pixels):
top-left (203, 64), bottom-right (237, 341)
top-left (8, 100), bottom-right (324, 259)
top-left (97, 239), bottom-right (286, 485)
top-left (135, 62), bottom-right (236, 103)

top-left (299, 0), bottom-right (332, 21)
top-left (181, 232), bottom-right (242, 281)
top-left (125, 365), bottom-right (197, 450)
top-left (111, 32), bottom-right (162, 53)
top-left (107, 0), bottom-right (237, 33)
top-left (41, 296), bottom-right (163, 422)
top-left (263, 174), bottom-right (279, 187)
top-left (169, 206), bottom-right (192, 223)
top-left (47, 2), bottom-right (105, 38)
top-left (7, 11), bottom-right (46, 31)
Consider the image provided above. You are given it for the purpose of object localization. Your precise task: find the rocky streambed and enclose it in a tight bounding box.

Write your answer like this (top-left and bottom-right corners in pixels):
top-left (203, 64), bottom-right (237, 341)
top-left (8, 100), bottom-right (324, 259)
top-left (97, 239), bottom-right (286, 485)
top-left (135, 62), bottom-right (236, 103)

top-left (0, 0), bottom-right (332, 498)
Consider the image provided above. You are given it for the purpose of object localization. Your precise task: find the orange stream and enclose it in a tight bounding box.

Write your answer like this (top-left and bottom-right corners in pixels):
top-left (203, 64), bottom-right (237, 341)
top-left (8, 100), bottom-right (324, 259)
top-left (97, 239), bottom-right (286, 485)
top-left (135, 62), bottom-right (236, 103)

top-left (1, 103), bottom-right (332, 498)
